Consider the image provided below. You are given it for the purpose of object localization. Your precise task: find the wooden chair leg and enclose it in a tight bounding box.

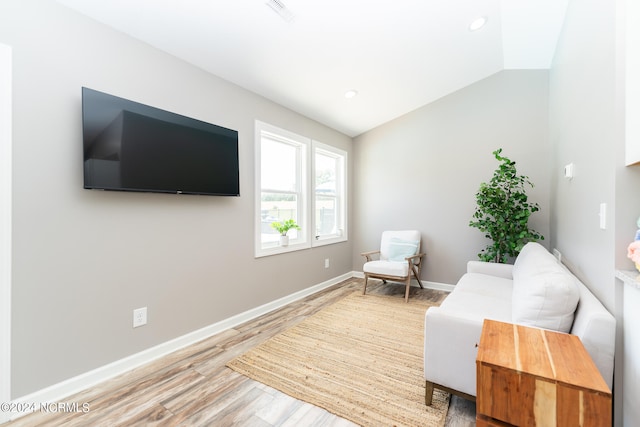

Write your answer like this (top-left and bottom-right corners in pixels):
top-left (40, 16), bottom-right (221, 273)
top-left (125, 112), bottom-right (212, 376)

top-left (363, 275), bottom-right (368, 295)
top-left (412, 264), bottom-right (424, 289)
top-left (425, 381), bottom-right (435, 406)
top-left (404, 276), bottom-right (411, 302)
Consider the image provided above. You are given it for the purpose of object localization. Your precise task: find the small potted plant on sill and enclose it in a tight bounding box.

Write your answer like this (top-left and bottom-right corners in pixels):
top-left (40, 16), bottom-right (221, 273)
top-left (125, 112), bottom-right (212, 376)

top-left (271, 219), bottom-right (301, 247)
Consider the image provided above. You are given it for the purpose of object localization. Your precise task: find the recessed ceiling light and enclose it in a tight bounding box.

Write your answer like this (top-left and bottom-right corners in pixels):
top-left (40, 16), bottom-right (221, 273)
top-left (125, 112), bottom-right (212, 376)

top-left (469, 16), bottom-right (488, 31)
top-left (265, 0), bottom-right (295, 23)
top-left (344, 89), bottom-right (358, 99)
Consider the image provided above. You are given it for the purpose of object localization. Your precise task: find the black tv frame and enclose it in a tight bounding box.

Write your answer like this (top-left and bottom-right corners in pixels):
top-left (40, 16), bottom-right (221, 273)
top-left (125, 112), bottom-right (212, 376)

top-left (82, 87), bottom-right (240, 196)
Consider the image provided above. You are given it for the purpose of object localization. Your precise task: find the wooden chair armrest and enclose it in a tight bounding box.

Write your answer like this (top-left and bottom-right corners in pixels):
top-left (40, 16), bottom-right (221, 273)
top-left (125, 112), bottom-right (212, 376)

top-left (361, 250), bottom-right (380, 262)
top-left (361, 250), bottom-right (380, 256)
top-left (406, 252), bottom-right (426, 262)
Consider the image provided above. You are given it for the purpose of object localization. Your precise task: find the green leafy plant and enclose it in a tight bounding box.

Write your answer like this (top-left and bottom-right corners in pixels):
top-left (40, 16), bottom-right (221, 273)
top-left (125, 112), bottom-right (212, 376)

top-left (271, 219), bottom-right (301, 236)
top-left (469, 148), bottom-right (544, 263)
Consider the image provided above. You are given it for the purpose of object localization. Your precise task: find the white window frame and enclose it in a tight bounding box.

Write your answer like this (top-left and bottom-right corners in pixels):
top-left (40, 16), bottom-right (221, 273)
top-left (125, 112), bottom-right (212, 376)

top-left (255, 121), bottom-right (310, 257)
top-left (312, 141), bottom-right (347, 246)
top-left (255, 121), bottom-right (348, 257)
top-left (0, 42), bottom-right (12, 419)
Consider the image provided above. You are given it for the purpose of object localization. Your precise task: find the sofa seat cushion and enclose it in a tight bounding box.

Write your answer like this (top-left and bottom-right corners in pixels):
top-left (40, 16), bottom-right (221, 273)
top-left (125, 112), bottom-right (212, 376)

top-left (363, 260), bottom-right (408, 277)
top-left (453, 273), bottom-right (514, 301)
top-left (440, 283), bottom-right (512, 322)
top-left (511, 243), bottom-right (580, 333)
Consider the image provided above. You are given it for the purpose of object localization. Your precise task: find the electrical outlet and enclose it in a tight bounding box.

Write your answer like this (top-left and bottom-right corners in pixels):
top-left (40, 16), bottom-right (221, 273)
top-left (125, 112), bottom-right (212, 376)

top-left (324, 258), bottom-right (330, 268)
top-left (133, 307), bottom-right (147, 328)
top-left (552, 248), bottom-right (562, 262)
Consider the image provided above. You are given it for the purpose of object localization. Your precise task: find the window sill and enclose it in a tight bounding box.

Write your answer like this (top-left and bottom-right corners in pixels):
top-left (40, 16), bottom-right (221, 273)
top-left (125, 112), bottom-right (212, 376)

top-left (255, 242), bottom-right (311, 258)
top-left (312, 236), bottom-right (348, 247)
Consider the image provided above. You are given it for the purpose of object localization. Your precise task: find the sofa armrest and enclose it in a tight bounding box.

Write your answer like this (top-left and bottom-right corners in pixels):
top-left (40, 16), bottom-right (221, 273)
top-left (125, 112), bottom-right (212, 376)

top-left (467, 260), bottom-right (514, 279)
top-left (570, 279), bottom-right (616, 389)
top-left (424, 307), bottom-right (484, 397)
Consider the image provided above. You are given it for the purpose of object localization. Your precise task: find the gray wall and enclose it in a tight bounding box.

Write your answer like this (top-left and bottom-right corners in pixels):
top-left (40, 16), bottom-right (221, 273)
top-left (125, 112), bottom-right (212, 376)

top-left (550, 0), bottom-right (639, 424)
top-left (352, 70), bottom-right (551, 285)
top-left (549, 0), bottom-right (618, 312)
top-left (0, 0), bottom-right (353, 397)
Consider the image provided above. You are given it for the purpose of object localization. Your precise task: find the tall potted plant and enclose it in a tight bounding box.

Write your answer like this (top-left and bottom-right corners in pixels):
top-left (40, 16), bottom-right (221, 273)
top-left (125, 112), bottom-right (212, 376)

top-left (271, 219), bottom-right (301, 247)
top-left (469, 149), bottom-right (543, 263)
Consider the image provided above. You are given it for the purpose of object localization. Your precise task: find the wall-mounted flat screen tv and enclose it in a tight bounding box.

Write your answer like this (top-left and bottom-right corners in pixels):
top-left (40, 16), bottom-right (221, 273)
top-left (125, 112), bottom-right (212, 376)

top-left (82, 87), bottom-right (240, 196)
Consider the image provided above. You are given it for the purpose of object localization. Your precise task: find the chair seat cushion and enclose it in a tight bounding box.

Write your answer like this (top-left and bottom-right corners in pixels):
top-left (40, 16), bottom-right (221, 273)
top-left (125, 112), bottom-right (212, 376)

top-left (363, 260), bottom-right (409, 277)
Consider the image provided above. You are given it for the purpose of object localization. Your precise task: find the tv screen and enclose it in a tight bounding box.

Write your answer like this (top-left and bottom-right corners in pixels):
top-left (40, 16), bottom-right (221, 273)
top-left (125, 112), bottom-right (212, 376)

top-left (82, 87), bottom-right (240, 196)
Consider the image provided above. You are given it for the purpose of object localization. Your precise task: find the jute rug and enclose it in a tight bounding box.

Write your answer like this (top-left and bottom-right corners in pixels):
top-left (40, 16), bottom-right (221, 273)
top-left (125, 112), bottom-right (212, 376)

top-left (226, 292), bottom-right (450, 426)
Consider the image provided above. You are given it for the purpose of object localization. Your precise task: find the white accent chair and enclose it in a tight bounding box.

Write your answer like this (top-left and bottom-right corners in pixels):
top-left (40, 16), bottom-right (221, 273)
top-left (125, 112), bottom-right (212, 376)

top-left (361, 230), bottom-right (426, 302)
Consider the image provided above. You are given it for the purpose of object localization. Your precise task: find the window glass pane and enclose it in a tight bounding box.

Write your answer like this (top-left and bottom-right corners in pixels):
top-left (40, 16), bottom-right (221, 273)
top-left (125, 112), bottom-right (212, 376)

top-left (314, 145), bottom-right (344, 242)
top-left (262, 138), bottom-right (297, 192)
top-left (315, 151), bottom-right (337, 194)
top-left (261, 192), bottom-right (299, 245)
top-left (315, 194), bottom-right (337, 236)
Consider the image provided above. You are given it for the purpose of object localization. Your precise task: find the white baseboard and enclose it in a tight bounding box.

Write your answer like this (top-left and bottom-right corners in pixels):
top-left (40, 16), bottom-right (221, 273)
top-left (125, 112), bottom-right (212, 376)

top-left (423, 281), bottom-right (455, 292)
top-left (352, 271), bottom-right (455, 292)
top-left (7, 272), bottom-right (354, 421)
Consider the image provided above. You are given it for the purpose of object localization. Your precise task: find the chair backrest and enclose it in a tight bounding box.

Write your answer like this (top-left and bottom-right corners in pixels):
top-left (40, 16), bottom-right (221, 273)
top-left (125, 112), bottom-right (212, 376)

top-left (380, 230), bottom-right (421, 263)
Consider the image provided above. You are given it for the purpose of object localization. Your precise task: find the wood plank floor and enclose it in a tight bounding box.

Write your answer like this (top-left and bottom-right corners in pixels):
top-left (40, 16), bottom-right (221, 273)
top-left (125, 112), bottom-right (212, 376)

top-left (3, 278), bottom-right (476, 427)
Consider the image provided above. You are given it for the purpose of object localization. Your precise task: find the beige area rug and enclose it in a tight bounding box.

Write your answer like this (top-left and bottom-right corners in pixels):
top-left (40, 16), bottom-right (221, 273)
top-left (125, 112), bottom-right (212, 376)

top-left (227, 292), bottom-right (450, 426)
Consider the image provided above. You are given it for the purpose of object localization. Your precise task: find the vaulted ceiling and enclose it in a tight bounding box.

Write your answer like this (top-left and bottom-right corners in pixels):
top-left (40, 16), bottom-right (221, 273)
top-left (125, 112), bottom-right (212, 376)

top-left (56, 0), bottom-right (569, 137)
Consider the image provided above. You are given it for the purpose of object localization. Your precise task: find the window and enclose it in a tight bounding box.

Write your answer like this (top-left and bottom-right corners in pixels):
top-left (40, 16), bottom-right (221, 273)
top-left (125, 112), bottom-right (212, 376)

top-left (255, 121), bottom-right (347, 257)
top-left (313, 142), bottom-right (347, 245)
top-left (256, 122), bottom-right (309, 255)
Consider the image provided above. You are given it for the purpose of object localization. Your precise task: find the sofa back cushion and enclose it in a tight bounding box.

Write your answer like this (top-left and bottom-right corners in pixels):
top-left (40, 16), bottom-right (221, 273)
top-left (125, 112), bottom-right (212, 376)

top-left (512, 242), bottom-right (580, 333)
top-left (513, 242), bottom-right (557, 281)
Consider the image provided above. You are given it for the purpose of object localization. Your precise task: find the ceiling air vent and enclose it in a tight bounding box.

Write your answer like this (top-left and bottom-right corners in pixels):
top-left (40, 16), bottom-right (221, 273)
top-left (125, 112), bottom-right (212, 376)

top-left (265, 0), bottom-right (295, 23)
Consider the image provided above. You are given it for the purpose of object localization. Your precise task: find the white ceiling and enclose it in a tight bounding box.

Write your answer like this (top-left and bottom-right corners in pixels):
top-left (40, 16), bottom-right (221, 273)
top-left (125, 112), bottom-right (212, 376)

top-left (55, 0), bottom-right (569, 137)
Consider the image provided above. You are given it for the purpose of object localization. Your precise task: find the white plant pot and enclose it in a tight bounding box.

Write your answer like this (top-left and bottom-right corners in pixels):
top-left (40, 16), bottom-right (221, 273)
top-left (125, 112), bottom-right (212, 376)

top-left (279, 235), bottom-right (289, 246)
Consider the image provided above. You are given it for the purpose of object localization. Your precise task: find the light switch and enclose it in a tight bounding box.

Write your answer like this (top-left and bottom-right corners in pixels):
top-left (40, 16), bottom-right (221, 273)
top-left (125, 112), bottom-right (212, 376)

top-left (599, 203), bottom-right (607, 230)
top-left (564, 163), bottom-right (574, 179)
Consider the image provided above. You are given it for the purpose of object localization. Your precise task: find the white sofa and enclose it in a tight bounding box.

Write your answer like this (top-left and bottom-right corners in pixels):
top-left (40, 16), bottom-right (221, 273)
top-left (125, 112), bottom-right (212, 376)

top-left (423, 242), bottom-right (615, 405)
